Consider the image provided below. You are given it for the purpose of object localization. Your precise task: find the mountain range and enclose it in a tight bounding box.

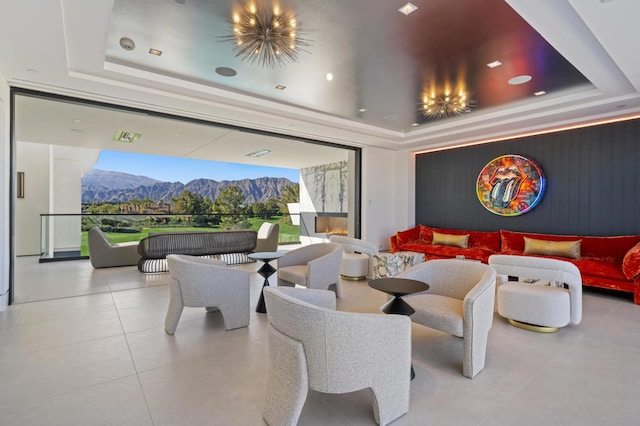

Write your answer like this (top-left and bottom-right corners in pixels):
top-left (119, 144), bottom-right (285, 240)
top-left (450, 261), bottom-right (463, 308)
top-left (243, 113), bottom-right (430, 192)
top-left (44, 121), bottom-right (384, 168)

top-left (82, 170), bottom-right (295, 204)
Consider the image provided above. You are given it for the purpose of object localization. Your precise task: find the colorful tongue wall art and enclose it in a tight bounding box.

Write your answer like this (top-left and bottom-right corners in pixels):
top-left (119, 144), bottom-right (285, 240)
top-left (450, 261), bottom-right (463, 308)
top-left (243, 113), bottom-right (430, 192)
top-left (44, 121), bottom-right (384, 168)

top-left (476, 154), bottom-right (545, 216)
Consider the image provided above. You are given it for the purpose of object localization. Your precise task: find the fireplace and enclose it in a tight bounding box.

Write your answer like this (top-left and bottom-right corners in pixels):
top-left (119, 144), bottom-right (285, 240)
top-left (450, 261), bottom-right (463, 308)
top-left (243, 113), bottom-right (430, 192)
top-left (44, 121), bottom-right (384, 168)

top-left (314, 214), bottom-right (348, 236)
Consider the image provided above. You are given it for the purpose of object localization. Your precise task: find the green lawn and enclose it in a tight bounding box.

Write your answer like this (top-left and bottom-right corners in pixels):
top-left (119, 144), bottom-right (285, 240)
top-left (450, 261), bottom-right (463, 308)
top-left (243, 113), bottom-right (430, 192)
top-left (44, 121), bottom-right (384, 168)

top-left (81, 217), bottom-right (300, 256)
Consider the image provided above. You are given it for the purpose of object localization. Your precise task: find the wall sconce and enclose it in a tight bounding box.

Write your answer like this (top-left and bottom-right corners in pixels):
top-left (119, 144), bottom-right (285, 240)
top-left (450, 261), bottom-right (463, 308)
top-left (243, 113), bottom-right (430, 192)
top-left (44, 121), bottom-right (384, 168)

top-left (17, 171), bottom-right (25, 198)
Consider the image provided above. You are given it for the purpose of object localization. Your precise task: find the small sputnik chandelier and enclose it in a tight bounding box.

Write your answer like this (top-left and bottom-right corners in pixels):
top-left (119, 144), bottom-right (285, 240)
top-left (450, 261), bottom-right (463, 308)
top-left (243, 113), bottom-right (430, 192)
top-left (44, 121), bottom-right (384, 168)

top-left (221, 1), bottom-right (311, 68)
top-left (421, 89), bottom-right (475, 120)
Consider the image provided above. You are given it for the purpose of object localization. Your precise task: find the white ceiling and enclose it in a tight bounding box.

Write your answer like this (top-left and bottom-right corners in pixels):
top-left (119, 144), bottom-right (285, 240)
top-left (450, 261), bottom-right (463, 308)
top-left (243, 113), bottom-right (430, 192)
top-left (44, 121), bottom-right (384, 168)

top-left (14, 95), bottom-right (348, 169)
top-left (1, 0), bottom-right (640, 165)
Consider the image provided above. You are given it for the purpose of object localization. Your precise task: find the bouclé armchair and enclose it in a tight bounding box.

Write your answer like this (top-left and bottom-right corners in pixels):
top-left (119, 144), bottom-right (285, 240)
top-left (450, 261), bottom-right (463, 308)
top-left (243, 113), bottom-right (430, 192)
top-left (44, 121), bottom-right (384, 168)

top-left (87, 226), bottom-right (140, 268)
top-left (263, 286), bottom-right (412, 425)
top-left (165, 254), bottom-right (250, 334)
top-left (276, 243), bottom-right (343, 296)
top-left (254, 222), bottom-right (280, 253)
top-left (398, 259), bottom-right (497, 378)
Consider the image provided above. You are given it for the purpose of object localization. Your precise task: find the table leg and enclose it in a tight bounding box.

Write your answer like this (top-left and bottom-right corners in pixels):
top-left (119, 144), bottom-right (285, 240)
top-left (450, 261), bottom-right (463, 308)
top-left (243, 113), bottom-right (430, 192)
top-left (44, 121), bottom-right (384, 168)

top-left (380, 296), bottom-right (416, 316)
top-left (379, 296), bottom-right (417, 380)
top-left (256, 260), bottom-right (276, 314)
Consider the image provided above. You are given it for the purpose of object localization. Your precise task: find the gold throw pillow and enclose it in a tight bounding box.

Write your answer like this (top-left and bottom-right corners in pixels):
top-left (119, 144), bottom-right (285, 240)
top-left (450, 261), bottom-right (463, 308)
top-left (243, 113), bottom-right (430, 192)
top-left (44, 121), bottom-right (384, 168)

top-left (432, 231), bottom-right (469, 248)
top-left (523, 237), bottom-right (582, 259)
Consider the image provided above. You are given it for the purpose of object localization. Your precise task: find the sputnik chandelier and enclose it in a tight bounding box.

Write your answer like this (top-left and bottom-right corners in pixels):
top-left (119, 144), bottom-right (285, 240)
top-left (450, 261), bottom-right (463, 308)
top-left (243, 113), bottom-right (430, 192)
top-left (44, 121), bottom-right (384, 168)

top-left (421, 89), bottom-right (475, 120)
top-left (220, 1), bottom-right (311, 68)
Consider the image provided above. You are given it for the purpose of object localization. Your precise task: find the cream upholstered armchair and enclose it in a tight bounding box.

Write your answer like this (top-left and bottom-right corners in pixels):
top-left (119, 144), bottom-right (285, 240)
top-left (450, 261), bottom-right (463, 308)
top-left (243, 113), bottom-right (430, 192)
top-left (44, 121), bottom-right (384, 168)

top-left (254, 222), bottom-right (280, 252)
top-left (263, 286), bottom-right (411, 426)
top-left (87, 226), bottom-right (140, 268)
top-left (165, 254), bottom-right (250, 334)
top-left (398, 259), bottom-right (497, 378)
top-left (488, 254), bottom-right (582, 331)
top-left (329, 235), bottom-right (379, 280)
top-left (276, 243), bottom-right (343, 296)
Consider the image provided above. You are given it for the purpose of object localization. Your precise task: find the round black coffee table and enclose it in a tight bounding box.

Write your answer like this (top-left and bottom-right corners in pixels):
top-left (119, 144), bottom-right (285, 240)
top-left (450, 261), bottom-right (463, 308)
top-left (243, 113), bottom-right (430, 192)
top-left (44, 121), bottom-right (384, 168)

top-left (249, 251), bottom-right (285, 313)
top-left (368, 277), bottom-right (430, 316)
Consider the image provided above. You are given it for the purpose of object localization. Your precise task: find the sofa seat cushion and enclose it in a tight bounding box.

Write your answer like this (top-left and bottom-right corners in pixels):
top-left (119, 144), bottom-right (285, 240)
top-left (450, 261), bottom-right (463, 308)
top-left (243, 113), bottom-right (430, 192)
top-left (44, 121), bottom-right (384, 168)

top-left (571, 258), bottom-right (627, 281)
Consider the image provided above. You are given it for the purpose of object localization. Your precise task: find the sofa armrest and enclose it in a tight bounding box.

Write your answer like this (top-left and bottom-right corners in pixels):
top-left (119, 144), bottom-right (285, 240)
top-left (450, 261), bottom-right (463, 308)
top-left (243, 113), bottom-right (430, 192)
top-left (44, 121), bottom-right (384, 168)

top-left (390, 235), bottom-right (398, 252)
top-left (622, 241), bottom-right (640, 280)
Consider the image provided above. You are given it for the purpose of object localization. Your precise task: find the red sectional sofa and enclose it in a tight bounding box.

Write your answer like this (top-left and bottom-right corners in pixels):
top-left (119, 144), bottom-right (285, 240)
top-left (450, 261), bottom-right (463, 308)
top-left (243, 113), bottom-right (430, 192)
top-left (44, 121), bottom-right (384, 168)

top-left (390, 225), bottom-right (640, 304)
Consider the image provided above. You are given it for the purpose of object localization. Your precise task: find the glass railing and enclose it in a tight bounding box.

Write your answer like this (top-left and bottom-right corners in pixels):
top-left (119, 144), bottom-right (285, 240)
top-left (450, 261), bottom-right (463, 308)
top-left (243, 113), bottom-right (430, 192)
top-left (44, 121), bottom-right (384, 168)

top-left (39, 213), bottom-right (301, 262)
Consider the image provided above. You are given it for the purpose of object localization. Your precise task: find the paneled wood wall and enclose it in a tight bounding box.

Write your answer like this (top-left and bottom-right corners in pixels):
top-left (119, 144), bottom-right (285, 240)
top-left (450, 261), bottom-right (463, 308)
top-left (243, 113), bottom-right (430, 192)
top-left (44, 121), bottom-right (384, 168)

top-left (415, 118), bottom-right (640, 236)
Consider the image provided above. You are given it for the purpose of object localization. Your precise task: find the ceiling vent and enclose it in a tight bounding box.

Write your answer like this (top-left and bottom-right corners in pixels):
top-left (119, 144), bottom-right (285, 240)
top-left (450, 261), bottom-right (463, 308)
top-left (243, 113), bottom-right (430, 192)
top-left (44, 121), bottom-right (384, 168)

top-left (113, 130), bottom-right (141, 143)
top-left (246, 149), bottom-right (271, 157)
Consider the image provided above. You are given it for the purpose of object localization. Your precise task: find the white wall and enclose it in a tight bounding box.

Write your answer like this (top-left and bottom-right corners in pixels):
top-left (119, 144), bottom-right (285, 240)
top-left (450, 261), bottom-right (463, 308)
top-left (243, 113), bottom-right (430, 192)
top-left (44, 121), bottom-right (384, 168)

top-left (52, 158), bottom-right (82, 252)
top-left (15, 142), bottom-right (51, 255)
top-left (0, 75), bottom-right (9, 310)
top-left (14, 143), bottom-right (99, 256)
top-left (360, 146), bottom-right (414, 250)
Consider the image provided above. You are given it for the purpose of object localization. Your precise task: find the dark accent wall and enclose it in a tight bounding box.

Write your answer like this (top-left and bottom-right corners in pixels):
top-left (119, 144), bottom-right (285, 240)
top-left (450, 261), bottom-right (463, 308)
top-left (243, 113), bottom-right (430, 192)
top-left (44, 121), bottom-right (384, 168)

top-left (415, 118), bottom-right (640, 236)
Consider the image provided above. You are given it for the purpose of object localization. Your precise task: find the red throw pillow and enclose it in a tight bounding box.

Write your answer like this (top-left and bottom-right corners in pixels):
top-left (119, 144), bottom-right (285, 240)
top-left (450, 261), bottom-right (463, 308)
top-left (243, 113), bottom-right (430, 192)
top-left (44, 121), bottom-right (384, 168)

top-left (419, 225), bottom-right (434, 242)
top-left (396, 226), bottom-right (421, 246)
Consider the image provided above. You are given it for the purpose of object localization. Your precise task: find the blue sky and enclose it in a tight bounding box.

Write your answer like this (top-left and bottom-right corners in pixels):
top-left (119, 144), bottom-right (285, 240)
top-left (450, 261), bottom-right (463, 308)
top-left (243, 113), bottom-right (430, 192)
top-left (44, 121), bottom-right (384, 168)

top-left (94, 150), bottom-right (299, 183)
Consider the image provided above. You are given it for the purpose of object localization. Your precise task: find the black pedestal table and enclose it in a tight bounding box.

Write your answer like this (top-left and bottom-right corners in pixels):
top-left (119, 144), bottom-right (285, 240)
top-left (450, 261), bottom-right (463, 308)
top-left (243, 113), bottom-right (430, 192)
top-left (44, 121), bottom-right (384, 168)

top-left (249, 251), bottom-right (285, 313)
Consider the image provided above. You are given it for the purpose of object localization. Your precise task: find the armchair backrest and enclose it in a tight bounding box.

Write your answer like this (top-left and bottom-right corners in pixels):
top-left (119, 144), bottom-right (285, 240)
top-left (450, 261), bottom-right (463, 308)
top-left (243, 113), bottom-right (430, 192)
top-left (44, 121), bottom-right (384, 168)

top-left (264, 286), bottom-right (411, 393)
top-left (488, 254), bottom-right (582, 325)
top-left (278, 243), bottom-right (343, 269)
top-left (255, 222), bottom-right (280, 252)
top-left (329, 235), bottom-right (378, 256)
top-left (88, 226), bottom-right (112, 248)
top-left (398, 259), bottom-right (495, 300)
top-left (263, 287), bottom-right (337, 390)
top-left (166, 254), bottom-right (232, 305)
top-left (257, 222), bottom-right (277, 238)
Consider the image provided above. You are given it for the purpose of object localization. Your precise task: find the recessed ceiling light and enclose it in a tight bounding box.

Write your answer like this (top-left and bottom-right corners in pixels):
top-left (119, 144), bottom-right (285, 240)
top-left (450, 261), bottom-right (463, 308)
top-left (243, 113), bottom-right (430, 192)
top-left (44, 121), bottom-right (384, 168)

top-left (149, 48), bottom-right (162, 56)
top-left (508, 75), bottom-right (532, 85)
top-left (113, 130), bottom-right (141, 143)
top-left (398, 3), bottom-right (418, 15)
top-left (275, 84), bottom-right (286, 90)
top-left (358, 108), bottom-right (367, 113)
top-left (246, 149), bottom-right (271, 157)
top-left (119, 37), bottom-right (135, 51)
top-left (326, 73), bottom-right (334, 81)
top-left (487, 60), bottom-right (502, 68)
top-left (215, 66), bottom-right (237, 77)
top-left (73, 119), bottom-right (82, 123)
top-left (411, 123), bottom-right (419, 127)
top-left (534, 90), bottom-right (547, 96)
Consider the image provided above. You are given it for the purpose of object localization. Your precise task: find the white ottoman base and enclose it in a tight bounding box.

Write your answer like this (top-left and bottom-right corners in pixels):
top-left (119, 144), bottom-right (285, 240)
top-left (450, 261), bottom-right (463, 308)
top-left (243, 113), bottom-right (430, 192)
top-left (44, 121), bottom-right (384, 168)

top-left (498, 282), bottom-right (571, 333)
top-left (340, 253), bottom-right (369, 280)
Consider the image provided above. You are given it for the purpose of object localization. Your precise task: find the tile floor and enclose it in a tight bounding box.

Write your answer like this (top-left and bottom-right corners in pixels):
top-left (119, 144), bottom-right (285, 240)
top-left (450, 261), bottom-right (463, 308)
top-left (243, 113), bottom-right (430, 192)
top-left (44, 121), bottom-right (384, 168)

top-left (2, 256), bottom-right (640, 425)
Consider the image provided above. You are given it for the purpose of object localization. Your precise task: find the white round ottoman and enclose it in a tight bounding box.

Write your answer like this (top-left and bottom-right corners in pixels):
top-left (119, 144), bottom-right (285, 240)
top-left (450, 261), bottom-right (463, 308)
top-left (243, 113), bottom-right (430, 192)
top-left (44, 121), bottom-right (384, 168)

top-left (340, 253), bottom-right (369, 280)
top-left (497, 282), bottom-right (571, 332)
